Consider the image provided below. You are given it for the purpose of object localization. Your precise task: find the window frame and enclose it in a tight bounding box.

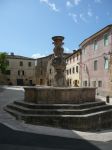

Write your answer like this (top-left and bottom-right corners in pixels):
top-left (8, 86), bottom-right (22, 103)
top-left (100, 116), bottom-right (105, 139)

top-left (28, 62), bottom-right (31, 67)
top-left (98, 81), bottom-right (102, 87)
top-left (104, 57), bottom-right (109, 69)
top-left (104, 33), bottom-right (109, 46)
top-left (94, 60), bottom-right (98, 71)
top-left (94, 39), bottom-right (98, 50)
top-left (20, 61), bottom-right (23, 66)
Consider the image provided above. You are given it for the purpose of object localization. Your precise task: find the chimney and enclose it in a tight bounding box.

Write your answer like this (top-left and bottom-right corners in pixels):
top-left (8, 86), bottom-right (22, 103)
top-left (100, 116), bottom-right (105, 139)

top-left (73, 50), bottom-right (76, 53)
top-left (10, 52), bottom-right (14, 56)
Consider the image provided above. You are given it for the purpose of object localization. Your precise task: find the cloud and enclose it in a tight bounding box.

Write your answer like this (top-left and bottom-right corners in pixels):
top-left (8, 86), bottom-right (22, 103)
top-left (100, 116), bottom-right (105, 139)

top-left (66, 1), bottom-right (73, 8)
top-left (69, 13), bottom-right (78, 23)
top-left (64, 46), bottom-right (72, 53)
top-left (74, 0), bottom-right (81, 5)
top-left (79, 13), bottom-right (87, 22)
top-left (31, 53), bottom-right (45, 59)
top-left (87, 9), bottom-right (93, 17)
top-left (94, 0), bottom-right (102, 3)
top-left (95, 15), bottom-right (99, 21)
top-left (40, 0), bottom-right (59, 12)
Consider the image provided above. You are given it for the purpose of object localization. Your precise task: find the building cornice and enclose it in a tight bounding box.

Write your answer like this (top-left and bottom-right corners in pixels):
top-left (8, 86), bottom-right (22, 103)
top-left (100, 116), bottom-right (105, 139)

top-left (66, 49), bottom-right (81, 59)
top-left (7, 55), bottom-right (35, 60)
top-left (79, 24), bottom-right (112, 47)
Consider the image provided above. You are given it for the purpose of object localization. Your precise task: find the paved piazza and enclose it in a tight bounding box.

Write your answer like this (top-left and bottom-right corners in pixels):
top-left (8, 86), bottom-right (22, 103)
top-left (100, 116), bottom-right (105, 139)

top-left (0, 86), bottom-right (112, 150)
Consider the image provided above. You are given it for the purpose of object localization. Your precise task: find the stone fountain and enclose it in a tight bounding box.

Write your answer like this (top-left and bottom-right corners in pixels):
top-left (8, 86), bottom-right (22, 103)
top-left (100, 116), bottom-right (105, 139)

top-left (24, 36), bottom-right (95, 104)
top-left (4, 36), bottom-right (112, 131)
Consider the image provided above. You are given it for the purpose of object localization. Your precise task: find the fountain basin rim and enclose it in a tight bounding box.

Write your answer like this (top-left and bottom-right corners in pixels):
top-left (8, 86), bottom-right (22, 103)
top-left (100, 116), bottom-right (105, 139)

top-left (24, 86), bottom-right (96, 90)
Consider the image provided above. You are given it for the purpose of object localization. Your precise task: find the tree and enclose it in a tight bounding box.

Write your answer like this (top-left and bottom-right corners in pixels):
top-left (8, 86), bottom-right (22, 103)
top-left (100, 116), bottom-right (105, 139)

top-left (0, 52), bottom-right (8, 74)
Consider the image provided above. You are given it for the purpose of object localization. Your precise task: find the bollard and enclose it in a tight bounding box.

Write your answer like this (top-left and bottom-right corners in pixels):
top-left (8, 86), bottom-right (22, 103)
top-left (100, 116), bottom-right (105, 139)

top-left (106, 96), bottom-right (110, 103)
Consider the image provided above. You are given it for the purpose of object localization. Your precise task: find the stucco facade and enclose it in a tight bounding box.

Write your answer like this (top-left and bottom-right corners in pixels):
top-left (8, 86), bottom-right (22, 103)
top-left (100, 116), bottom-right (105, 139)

top-left (80, 25), bottom-right (112, 96)
top-left (3, 54), bottom-right (36, 85)
top-left (66, 49), bottom-right (81, 87)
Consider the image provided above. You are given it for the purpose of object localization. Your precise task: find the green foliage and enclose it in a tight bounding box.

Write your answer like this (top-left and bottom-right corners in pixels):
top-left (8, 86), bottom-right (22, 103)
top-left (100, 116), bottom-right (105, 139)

top-left (0, 52), bottom-right (8, 74)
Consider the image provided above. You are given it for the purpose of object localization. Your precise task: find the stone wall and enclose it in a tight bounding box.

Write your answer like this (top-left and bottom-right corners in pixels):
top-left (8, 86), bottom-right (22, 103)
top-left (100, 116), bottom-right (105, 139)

top-left (24, 86), bottom-right (96, 104)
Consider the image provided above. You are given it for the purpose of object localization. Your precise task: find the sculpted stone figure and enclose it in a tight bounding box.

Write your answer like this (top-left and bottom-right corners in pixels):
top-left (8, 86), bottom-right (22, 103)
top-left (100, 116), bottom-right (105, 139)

top-left (52, 36), bottom-right (66, 87)
top-left (53, 46), bottom-right (64, 58)
top-left (52, 36), bottom-right (64, 58)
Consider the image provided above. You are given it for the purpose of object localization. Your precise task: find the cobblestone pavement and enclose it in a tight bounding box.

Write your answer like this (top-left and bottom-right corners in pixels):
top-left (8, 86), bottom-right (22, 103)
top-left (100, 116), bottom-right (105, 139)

top-left (0, 86), bottom-right (112, 150)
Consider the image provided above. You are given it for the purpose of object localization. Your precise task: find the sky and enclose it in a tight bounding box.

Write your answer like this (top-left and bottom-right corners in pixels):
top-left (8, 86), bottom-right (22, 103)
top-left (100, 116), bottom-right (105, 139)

top-left (0, 0), bottom-right (112, 58)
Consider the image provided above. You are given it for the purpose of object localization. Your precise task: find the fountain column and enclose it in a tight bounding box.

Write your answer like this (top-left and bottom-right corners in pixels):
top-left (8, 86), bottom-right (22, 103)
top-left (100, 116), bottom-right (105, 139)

top-left (52, 36), bottom-right (66, 87)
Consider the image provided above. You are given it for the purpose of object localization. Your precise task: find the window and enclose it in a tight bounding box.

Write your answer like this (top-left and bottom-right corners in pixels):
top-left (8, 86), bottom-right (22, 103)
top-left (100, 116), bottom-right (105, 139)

top-left (70, 58), bottom-right (71, 63)
top-left (98, 81), bottom-right (102, 87)
top-left (18, 70), bottom-right (24, 76)
top-left (72, 67), bottom-right (75, 73)
top-left (70, 79), bottom-right (72, 85)
top-left (76, 66), bottom-right (78, 73)
top-left (83, 81), bottom-right (87, 87)
top-left (40, 79), bottom-right (43, 85)
top-left (40, 70), bottom-right (43, 75)
top-left (104, 33), bottom-right (109, 46)
top-left (74, 80), bottom-right (79, 87)
top-left (28, 62), bottom-right (31, 67)
top-left (104, 58), bottom-right (109, 69)
top-left (18, 70), bottom-right (20, 76)
top-left (5, 70), bottom-right (11, 75)
top-left (83, 48), bottom-right (86, 54)
top-left (92, 81), bottom-right (96, 87)
top-left (73, 56), bottom-right (75, 62)
top-left (66, 60), bottom-right (68, 64)
top-left (66, 70), bottom-right (69, 75)
top-left (20, 61), bottom-right (23, 66)
top-left (94, 40), bottom-right (98, 50)
top-left (22, 71), bottom-right (24, 76)
top-left (94, 60), bottom-right (98, 71)
top-left (70, 68), bottom-right (71, 74)
top-left (49, 69), bottom-right (51, 74)
top-left (77, 53), bottom-right (78, 60)
top-left (40, 59), bottom-right (42, 65)
top-left (84, 64), bottom-right (87, 72)
top-left (7, 60), bottom-right (9, 66)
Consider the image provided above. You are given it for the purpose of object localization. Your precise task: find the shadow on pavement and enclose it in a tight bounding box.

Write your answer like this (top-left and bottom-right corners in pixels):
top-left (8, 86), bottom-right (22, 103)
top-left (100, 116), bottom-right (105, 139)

top-left (0, 123), bottom-right (100, 150)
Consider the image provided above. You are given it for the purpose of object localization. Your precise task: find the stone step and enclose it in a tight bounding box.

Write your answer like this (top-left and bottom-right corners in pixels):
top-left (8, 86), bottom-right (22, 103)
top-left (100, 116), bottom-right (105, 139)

top-left (14, 100), bottom-right (106, 110)
top-left (4, 106), bottom-right (112, 131)
top-left (6, 103), bottom-right (112, 115)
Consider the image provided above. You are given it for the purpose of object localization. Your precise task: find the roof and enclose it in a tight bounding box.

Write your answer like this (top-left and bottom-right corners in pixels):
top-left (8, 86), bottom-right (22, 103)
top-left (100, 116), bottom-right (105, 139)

top-left (66, 49), bottom-right (81, 59)
top-left (36, 53), bottom-right (71, 60)
top-left (7, 54), bottom-right (35, 60)
top-left (79, 24), bottom-right (112, 47)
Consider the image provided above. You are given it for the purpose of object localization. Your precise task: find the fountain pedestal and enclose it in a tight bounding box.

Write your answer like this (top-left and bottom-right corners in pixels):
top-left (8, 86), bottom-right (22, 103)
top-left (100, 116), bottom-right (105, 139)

top-left (24, 86), bottom-right (96, 104)
top-left (52, 36), bottom-right (66, 87)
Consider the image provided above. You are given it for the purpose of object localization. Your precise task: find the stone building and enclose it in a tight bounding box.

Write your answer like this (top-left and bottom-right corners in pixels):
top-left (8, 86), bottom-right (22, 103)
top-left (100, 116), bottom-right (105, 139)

top-left (35, 54), bottom-right (53, 85)
top-left (66, 49), bottom-right (81, 87)
top-left (35, 53), bottom-right (70, 86)
top-left (3, 53), bottom-right (36, 85)
top-left (80, 24), bottom-right (112, 96)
